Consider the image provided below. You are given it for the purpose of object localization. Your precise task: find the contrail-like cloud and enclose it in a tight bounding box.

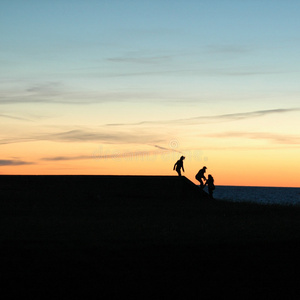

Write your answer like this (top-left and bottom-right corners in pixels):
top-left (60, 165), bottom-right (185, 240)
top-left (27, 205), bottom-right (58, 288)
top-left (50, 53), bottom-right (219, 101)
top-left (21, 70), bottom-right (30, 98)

top-left (41, 155), bottom-right (92, 161)
top-left (106, 108), bottom-right (300, 126)
top-left (0, 159), bottom-right (33, 166)
top-left (42, 149), bottom-right (173, 162)
top-left (0, 114), bottom-right (32, 122)
top-left (41, 142), bottom-right (183, 162)
top-left (205, 131), bottom-right (300, 145)
top-left (0, 129), bottom-right (166, 145)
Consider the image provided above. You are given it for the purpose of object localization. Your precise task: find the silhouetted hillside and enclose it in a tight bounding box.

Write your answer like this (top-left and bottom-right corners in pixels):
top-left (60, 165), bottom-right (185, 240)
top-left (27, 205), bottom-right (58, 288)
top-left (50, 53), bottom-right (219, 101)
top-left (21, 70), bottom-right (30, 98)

top-left (0, 175), bottom-right (299, 299)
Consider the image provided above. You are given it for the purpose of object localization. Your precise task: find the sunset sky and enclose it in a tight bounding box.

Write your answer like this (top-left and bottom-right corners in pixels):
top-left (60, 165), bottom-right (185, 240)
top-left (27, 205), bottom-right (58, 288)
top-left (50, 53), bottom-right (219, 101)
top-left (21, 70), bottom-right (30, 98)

top-left (1, 0), bottom-right (299, 187)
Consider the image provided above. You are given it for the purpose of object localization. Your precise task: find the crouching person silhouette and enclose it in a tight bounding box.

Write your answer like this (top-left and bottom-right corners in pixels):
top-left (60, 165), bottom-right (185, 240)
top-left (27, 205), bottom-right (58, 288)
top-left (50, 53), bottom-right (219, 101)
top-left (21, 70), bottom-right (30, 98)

top-left (173, 156), bottom-right (185, 176)
top-left (195, 166), bottom-right (207, 189)
top-left (205, 174), bottom-right (215, 199)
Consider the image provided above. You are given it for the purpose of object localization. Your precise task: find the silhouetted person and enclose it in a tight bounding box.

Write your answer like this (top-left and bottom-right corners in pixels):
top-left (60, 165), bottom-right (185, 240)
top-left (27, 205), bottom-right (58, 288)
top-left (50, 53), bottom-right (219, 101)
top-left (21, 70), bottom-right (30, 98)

top-left (173, 156), bottom-right (185, 176)
top-left (195, 166), bottom-right (207, 188)
top-left (205, 174), bottom-right (215, 199)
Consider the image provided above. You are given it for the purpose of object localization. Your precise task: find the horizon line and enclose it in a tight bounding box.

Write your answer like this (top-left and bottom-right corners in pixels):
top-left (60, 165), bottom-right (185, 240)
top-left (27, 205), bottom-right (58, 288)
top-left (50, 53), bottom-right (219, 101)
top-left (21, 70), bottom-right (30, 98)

top-left (0, 174), bottom-right (298, 188)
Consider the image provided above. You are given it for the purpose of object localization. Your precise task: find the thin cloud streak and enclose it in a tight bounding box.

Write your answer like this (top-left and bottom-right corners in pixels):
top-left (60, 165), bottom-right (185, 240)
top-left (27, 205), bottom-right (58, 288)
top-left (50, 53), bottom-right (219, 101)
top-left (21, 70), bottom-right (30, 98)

top-left (0, 129), bottom-right (167, 145)
top-left (1, 109), bottom-right (299, 147)
top-left (152, 144), bottom-right (182, 154)
top-left (0, 137), bottom-right (37, 145)
top-left (0, 83), bottom-right (177, 105)
top-left (0, 114), bottom-right (33, 122)
top-left (42, 148), bottom-right (175, 162)
top-left (41, 155), bottom-right (93, 161)
top-left (93, 149), bottom-right (171, 160)
top-left (85, 67), bottom-right (287, 79)
top-left (0, 159), bottom-right (33, 166)
top-left (107, 108), bottom-right (300, 126)
top-left (205, 132), bottom-right (300, 145)
top-left (45, 130), bottom-right (164, 144)
top-left (186, 145), bottom-right (300, 151)
top-left (107, 55), bottom-right (172, 64)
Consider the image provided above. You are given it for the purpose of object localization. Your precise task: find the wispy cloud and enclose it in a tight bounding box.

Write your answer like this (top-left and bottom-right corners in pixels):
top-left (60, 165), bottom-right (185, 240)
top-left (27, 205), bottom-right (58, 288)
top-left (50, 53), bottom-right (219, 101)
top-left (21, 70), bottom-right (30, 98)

top-left (81, 67), bottom-right (286, 79)
top-left (0, 82), bottom-right (65, 105)
top-left (41, 155), bottom-right (92, 161)
top-left (0, 159), bottom-right (33, 166)
top-left (85, 68), bottom-right (200, 78)
top-left (42, 147), bottom-right (176, 162)
top-left (204, 108), bottom-right (300, 122)
top-left (205, 132), bottom-right (300, 145)
top-left (152, 144), bottom-right (182, 153)
top-left (0, 82), bottom-right (119, 105)
top-left (107, 108), bottom-right (300, 126)
top-left (107, 55), bottom-right (172, 64)
top-left (92, 149), bottom-right (175, 160)
top-left (44, 129), bottom-right (164, 144)
top-left (0, 113), bottom-right (33, 122)
top-left (0, 128), bottom-right (167, 145)
top-left (0, 82), bottom-right (174, 105)
top-left (25, 82), bottom-right (63, 96)
top-left (41, 151), bottom-right (153, 161)
top-left (40, 141), bottom-right (183, 162)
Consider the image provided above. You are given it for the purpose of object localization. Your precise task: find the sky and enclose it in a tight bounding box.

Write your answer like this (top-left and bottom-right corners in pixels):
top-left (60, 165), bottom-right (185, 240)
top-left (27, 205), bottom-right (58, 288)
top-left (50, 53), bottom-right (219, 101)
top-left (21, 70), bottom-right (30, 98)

top-left (0, 0), bottom-right (299, 187)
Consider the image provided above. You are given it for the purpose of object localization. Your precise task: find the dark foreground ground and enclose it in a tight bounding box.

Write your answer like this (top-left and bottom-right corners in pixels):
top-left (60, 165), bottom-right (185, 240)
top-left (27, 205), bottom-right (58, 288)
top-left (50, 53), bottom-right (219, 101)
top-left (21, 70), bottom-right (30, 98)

top-left (1, 176), bottom-right (299, 299)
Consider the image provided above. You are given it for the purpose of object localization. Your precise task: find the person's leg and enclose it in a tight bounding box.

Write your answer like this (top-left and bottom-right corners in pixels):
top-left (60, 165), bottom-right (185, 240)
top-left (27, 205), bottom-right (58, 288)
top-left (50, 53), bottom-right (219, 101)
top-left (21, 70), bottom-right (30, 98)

top-left (200, 179), bottom-right (204, 188)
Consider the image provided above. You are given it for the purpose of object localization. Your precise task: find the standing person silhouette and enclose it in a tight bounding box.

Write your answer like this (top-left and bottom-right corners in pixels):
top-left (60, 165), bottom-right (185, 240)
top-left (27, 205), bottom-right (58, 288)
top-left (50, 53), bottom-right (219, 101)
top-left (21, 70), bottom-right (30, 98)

top-left (205, 174), bottom-right (215, 199)
top-left (173, 156), bottom-right (185, 176)
top-left (195, 166), bottom-right (207, 188)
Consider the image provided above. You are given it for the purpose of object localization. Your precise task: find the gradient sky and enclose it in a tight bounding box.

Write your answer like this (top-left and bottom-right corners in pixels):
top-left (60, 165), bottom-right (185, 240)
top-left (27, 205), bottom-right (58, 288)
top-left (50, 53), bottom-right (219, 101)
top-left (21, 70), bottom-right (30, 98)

top-left (1, 0), bottom-right (299, 187)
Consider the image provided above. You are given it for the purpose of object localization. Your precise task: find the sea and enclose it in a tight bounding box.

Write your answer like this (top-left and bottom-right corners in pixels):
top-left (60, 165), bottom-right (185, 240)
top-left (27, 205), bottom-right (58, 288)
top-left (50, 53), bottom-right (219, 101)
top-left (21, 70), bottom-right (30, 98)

top-left (211, 186), bottom-right (300, 206)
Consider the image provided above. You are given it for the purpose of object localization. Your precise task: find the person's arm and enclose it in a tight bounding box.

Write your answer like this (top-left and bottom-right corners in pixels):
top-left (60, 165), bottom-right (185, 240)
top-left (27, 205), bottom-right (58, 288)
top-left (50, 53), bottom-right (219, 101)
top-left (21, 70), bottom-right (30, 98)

top-left (182, 165), bottom-right (185, 172)
top-left (173, 162), bottom-right (177, 170)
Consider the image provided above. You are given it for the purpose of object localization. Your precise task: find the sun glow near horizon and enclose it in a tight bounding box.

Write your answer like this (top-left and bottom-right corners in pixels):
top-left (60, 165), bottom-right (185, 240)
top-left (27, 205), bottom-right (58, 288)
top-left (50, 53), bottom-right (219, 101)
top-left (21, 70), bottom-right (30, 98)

top-left (1, 140), bottom-right (299, 187)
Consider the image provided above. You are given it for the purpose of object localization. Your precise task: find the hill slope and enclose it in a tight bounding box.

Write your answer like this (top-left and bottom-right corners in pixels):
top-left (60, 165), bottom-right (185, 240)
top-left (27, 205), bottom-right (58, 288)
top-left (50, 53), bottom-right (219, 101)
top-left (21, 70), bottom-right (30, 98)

top-left (0, 175), bottom-right (299, 298)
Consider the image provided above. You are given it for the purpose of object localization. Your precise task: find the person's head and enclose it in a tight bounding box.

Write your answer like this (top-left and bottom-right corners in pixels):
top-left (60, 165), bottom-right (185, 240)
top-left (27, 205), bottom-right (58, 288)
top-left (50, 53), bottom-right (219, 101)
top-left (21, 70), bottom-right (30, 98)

top-left (208, 174), bottom-right (212, 179)
top-left (180, 156), bottom-right (185, 160)
top-left (203, 166), bottom-right (207, 171)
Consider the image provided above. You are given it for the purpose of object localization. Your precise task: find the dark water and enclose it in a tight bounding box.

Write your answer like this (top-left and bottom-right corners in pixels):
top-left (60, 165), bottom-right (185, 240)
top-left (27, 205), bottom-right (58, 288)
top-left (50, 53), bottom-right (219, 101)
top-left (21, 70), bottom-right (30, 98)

top-left (212, 186), bottom-right (300, 206)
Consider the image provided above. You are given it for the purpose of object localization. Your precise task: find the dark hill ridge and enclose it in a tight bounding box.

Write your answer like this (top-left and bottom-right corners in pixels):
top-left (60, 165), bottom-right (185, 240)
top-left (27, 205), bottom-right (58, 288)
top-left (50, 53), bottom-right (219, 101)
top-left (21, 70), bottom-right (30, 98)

top-left (0, 175), bottom-right (209, 203)
top-left (0, 175), bottom-right (299, 298)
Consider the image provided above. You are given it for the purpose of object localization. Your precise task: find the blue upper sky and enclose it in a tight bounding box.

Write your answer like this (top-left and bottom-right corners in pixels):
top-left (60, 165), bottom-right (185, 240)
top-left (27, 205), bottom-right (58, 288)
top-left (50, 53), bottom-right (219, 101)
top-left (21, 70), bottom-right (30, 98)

top-left (1, 0), bottom-right (299, 120)
top-left (2, 0), bottom-right (299, 98)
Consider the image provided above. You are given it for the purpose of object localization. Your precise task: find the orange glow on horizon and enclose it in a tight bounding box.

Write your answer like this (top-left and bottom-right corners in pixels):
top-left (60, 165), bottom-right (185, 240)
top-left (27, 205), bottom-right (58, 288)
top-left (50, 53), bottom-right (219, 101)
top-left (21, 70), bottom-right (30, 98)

top-left (1, 148), bottom-right (299, 187)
